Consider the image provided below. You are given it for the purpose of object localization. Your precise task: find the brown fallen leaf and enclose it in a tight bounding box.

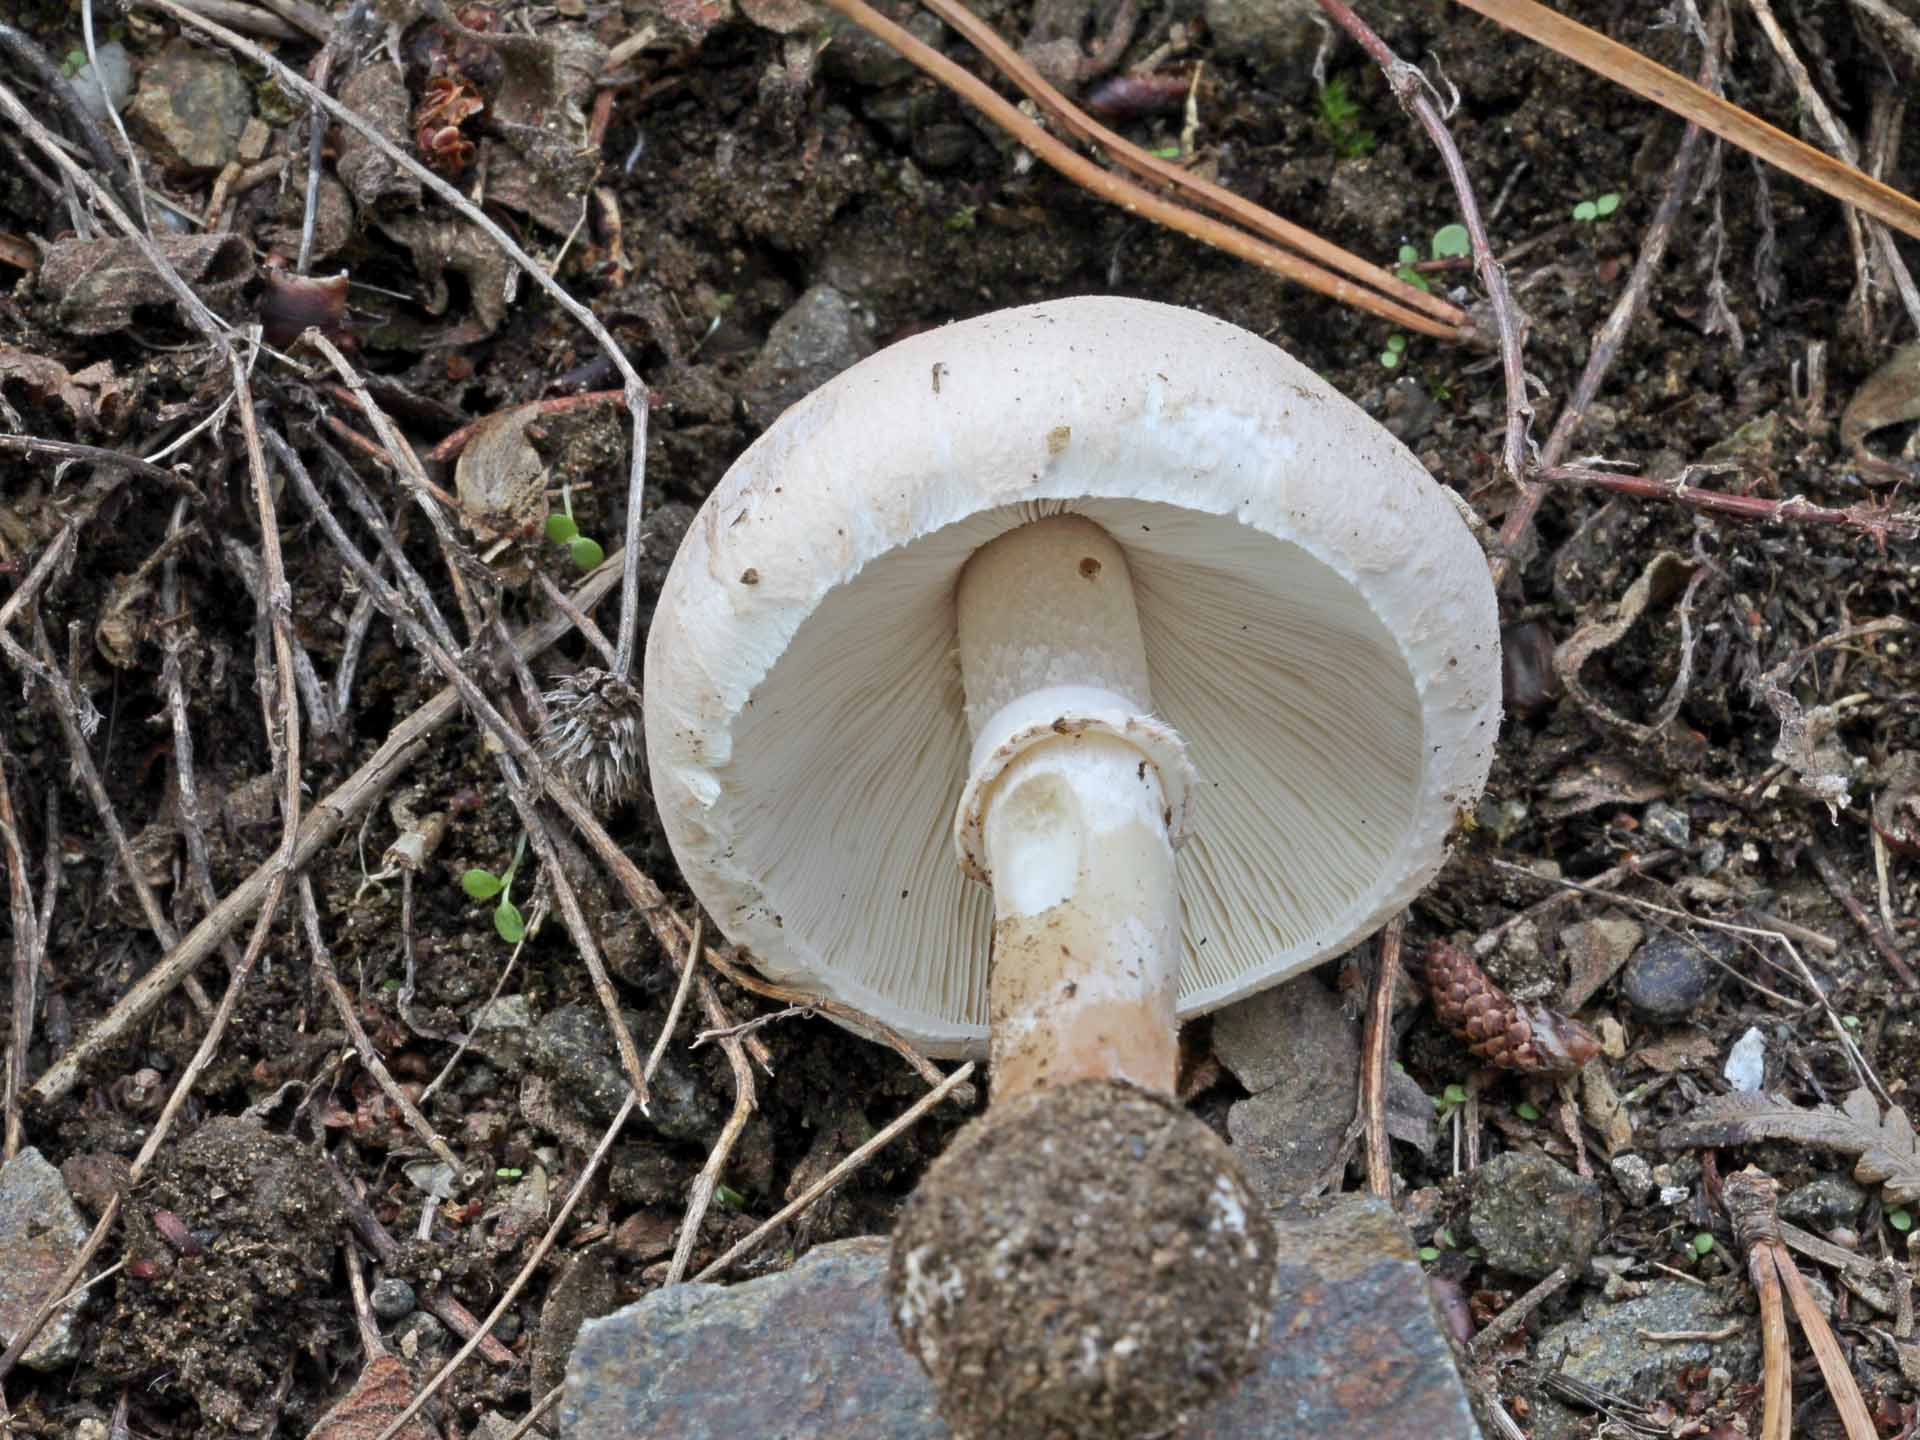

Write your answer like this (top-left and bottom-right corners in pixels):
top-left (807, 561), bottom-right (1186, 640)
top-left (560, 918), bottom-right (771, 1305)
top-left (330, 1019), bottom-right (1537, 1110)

top-left (35, 233), bottom-right (253, 337)
top-left (1653, 1086), bottom-right (1920, 1204)
top-left (307, 1354), bottom-right (436, 1440)
top-left (1839, 340), bottom-right (1920, 454)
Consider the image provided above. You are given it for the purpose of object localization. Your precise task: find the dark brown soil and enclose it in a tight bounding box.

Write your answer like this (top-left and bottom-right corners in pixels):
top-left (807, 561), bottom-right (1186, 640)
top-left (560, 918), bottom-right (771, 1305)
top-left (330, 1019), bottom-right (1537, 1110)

top-left (1, 0), bottom-right (1916, 1435)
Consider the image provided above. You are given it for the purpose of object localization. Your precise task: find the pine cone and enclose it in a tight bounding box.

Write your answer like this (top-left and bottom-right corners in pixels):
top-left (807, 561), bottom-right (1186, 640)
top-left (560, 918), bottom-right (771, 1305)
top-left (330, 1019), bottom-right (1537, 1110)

top-left (1422, 942), bottom-right (1600, 1075)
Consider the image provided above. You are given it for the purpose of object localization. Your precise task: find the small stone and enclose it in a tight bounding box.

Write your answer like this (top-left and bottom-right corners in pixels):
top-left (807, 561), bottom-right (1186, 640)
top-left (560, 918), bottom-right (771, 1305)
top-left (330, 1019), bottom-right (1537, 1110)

top-left (1216, 975), bottom-right (1359, 1198)
top-left (126, 42), bottom-right (253, 174)
top-left (613, 1209), bottom-right (678, 1261)
top-left (1201, 0), bottom-right (1323, 97)
top-left (392, 1311), bottom-right (447, 1360)
top-left (740, 286), bottom-right (875, 428)
top-left (1526, 1281), bottom-right (1758, 1440)
top-left (1723, 1026), bottom-right (1767, 1092)
top-left (1469, 1151), bottom-right (1606, 1279)
top-left (1610, 1153), bottom-right (1655, 1207)
top-left (1621, 931), bottom-right (1732, 1019)
top-left (0, 1148), bottom-right (91, 1370)
top-left (1641, 802), bottom-right (1691, 847)
top-left (370, 1277), bottom-right (416, 1321)
top-left (1778, 1176), bottom-right (1867, 1229)
top-left (72, 42), bottom-right (134, 124)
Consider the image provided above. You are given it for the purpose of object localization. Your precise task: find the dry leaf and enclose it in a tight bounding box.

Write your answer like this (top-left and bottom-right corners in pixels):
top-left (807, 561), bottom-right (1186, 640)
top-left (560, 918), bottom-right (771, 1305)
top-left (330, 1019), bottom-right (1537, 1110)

top-left (0, 348), bottom-right (131, 432)
top-left (36, 233), bottom-right (253, 336)
top-left (1839, 340), bottom-right (1920, 453)
top-left (307, 1354), bottom-right (435, 1440)
top-left (1652, 1086), bottom-right (1920, 1204)
top-left (1552, 550), bottom-right (1696, 745)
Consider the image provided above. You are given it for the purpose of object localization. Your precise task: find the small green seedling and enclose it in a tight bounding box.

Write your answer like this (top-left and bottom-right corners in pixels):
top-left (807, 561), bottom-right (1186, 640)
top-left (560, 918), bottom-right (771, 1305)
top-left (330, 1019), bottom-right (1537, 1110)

top-left (497, 1167), bottom-right (524, 1179)
top-left (1430, 223), bottom-right (1470, 259)
top-left (545, 488), bottom-right (604, 572)
top-left (1317, 74), bottom-right (1375, 159)
top-left (1890, 1208), bottom-right (1913, 1233)
top-left (1417, 1245), bottom-right (1441, 1263)
top-left (1691, 1232), bottom-right (1715, 1257)
top-left (1394, 244), bottom-right (1429, 294)
top-left (1515, 1101), bottom-right (1542, 1122)
top-left (461, 832), bottom-right (529, 944)
top-left (714, 1183), bottom-right (747, 1211)
top-left (1380, 334), bottom-right (1408, 370)
top-left (1432, 1081), bottom-right (1470, 1122)
top-left (1571, 192), bottom-right (1622, 223)
top-left (1394, 225), bottom-right (1470, 295)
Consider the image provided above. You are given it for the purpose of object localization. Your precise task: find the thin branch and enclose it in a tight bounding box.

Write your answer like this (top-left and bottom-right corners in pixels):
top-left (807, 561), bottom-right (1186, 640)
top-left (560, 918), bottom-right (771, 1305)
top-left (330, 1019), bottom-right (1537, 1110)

top-left (25, 562), bottom-right (624, 1106)
top-left (814, 0), bottom-right (1464, 337)
top-left (694, 1060), bottom-right (977, 1281)
top-left (1316, 0), bottom-right (1531, 480)
top-left (367, 1091), bottom-right (640, 1440)
top-left (666, 981), bottom-right (756, 1285)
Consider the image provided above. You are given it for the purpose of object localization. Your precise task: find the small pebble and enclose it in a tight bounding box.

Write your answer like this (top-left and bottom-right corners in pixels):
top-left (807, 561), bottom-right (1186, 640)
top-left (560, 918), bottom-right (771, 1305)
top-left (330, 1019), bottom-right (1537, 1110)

top-left (1779, 1176), bottom-right (1866, 1229)
top-left (71, 43), bottom-right (133, 124)
top-left (1610, 1153), bottom-right (1655, 1207)
top-left (1621, 931), bottom-right (1732, 1019)
top-left (392, 1311), bottom-right (447, 1359)
top-left (1641, 801), bottom-right (1691, 847)
top-left (370, 1276), bottom-right (416, 1321)
top-left (1723, 1026), bottom-right (1767, 1092)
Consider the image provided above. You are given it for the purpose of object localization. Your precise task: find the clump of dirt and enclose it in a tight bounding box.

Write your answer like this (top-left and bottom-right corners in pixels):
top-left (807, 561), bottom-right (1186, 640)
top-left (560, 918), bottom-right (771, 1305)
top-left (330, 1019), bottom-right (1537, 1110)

top-left (88, 1118), bottom-right (344, 1431)
top-left (890, 1080), bottom-right (1275, 1440)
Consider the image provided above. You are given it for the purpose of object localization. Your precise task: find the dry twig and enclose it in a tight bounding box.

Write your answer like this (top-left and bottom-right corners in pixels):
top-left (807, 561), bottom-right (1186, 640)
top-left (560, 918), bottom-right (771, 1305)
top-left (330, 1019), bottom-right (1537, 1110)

top-left (1453, 0), bottom-right (1920, 241)
top-left (695, 1059), bottom-right (978, 1281)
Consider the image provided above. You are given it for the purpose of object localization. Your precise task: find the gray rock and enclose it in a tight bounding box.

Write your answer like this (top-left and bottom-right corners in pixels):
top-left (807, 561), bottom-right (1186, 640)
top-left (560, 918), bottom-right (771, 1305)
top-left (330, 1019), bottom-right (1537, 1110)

top-left (741, 286), bottom-right (875, 428)
top-left (529, 1004), bottom-right (719, 1142)
top-left (1526, 1281), bottom-right (1758, 1440)
top-left (391, 1311), bottom-right (448, 1362)
top-left (72, 42), bottom-right (134, 124)
top-left (1217, 975), bottom-right (1361, 1198)
top-left (1778, 1175), bottom-right (1867, 1229)
top-left (1202, 0), bottom-right (1325, 95)
top-left (0, 1148), bottom-right (90, 1370)
top-left (1469, 1151), bottom-right (1606, 1279)
top-left (565, 1200), bottom-right (1481, 1439)
top-left (823, 6), bottom-right (946, 87)
top-left (1609, 1153), bottom-right (1655, 1207)
top-left (125, 42), bottom-right (253, 173)
top-left (1621, 931), bottom-right (1733, 1019)
top-left (370, 1277), bottom-right (415, 1321)
top-left (1641, 802), bottom-right (1691, 847)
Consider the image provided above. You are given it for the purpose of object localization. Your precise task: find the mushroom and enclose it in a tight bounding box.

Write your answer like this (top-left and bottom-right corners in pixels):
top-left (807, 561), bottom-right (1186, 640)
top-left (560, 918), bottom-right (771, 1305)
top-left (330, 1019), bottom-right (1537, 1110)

top-left (643, 297), bottom-right (1500, 1437)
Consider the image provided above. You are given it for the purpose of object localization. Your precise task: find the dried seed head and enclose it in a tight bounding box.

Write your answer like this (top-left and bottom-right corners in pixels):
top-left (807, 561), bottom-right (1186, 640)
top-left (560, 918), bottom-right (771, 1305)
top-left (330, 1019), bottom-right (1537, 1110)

top-left (1422, 942), bottom-right (1600, 1075)
top-left (539, 667), bottom-right (644, 808)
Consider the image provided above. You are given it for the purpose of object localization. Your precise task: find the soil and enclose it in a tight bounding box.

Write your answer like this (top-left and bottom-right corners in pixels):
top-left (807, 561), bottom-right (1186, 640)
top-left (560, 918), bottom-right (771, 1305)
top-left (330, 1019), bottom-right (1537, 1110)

top-left (0, 0), bottom-right (1916, 1436)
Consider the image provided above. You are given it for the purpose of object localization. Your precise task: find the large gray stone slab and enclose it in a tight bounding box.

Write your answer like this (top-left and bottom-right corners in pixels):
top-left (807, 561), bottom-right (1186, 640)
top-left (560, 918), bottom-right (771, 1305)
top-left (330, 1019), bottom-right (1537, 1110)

top-left (564, 1196), bottom-right (1481, 1439)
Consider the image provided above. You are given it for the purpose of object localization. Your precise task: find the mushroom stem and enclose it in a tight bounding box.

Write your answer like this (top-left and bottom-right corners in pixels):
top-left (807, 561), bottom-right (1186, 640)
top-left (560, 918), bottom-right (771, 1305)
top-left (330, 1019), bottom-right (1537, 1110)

top-left (955, 514), bottom-right (1192, 1097)
top-left (982, 736), bottom-right (1180, 1095)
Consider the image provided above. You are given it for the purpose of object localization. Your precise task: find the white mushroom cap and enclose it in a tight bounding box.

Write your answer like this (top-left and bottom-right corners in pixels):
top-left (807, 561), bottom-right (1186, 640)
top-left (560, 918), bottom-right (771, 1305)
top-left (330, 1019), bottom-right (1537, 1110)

top-left (643, 297), bottom-right (1499, 1058)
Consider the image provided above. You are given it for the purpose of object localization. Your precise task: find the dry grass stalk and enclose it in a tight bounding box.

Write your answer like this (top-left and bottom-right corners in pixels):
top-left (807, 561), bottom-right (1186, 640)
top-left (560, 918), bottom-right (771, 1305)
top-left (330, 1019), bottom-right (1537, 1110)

top-left (816, 0), bottom-right (1466, 336)
top-left (1725, 1168), bottom-right (1876, 1440)
top-left (694, 1060), bottom-right (978, 1281)
top-left (1453, 0), bottom-right (1920, 242)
